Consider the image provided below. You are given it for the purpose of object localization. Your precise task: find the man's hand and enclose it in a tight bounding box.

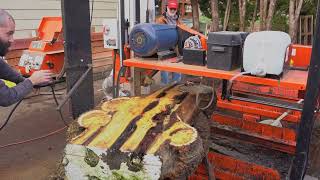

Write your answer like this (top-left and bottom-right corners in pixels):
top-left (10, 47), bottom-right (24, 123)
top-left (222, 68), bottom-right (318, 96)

top-left (28, 70), bottom-right (53, 85)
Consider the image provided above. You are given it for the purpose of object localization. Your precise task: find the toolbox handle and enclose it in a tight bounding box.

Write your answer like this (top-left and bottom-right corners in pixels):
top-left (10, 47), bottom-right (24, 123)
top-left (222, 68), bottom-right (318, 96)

top-left (211, 46), bottom-right (225, 52)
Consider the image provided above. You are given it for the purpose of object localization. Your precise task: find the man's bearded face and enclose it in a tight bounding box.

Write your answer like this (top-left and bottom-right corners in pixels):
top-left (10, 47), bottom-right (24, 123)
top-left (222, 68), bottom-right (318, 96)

top-left (0, 37), bottom-right (11, 56)
top-left (0, 16), bottom-right (15, 57)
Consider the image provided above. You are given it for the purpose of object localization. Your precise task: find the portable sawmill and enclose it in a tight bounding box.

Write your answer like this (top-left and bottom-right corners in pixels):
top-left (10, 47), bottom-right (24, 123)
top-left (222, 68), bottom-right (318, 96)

top-left (119, 2), bottom-right (320, 179)
top-left (56, 0), bottom-right (320, 179)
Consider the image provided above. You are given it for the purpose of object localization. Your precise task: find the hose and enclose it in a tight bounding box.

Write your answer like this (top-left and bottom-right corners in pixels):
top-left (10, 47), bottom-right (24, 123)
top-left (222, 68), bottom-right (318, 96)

top-left (0, 83), bottom-right (68, 132)
top-left (195, 79), bottom-right (217, 111)
top-left (225, 71), bottom-right (251, 98)
top-left (115, 66), bottom-right (127, 98)
top-left (0, 99), bottom-right (23, 131)
top-left (50, 85), bottom-right (69, 126)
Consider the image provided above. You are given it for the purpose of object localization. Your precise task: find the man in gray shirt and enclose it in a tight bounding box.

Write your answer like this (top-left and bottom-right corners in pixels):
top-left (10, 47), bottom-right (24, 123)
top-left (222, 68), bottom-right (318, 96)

top-left (0, 9), bottom-right (53, 107)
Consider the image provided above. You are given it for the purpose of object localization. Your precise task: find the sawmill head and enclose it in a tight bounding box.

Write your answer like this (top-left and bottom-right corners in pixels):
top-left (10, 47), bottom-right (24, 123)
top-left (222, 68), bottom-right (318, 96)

top-left (65, 84), bottom-right (214, 179)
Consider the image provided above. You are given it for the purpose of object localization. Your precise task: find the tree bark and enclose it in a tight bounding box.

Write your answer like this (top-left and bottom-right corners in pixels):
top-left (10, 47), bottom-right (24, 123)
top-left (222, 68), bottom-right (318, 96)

top-left (289, 0), bottom-right (303, 43)
top-left (191, 0), bottom-right (200, 31)
top-left (239, 0), bottom-right (247, 31)
top-left (266, 0), bottom-right (277, 30)
top-left (223, 0), bottom-right (232, 31)
top-left (210, 0), bottom-right (220, 32)
top-left (263, 0), bottom-right (268, 24)
top-left (259, 0), bottom-right (266, 30)
top-left (251, 0), bottom-right (259, 32)
top-left (289, 0), bottom-right (295, 39)
top-left (259, 0), bottom-right (278, 31)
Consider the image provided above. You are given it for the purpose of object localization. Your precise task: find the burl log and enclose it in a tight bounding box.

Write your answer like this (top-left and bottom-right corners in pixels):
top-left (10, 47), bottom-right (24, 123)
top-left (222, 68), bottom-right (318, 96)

top-left (64, 84), bottom-right (213, 180)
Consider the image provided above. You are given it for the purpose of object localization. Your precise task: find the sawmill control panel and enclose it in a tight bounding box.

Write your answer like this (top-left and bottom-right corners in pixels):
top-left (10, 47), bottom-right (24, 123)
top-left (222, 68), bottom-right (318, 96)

top-left (18, 17), bottom-right (64, 77)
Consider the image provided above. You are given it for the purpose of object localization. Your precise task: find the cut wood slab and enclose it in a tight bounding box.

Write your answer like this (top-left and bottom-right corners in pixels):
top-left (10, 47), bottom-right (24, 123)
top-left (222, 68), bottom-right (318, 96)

top-left (64, 84), bottom-right (214, 179)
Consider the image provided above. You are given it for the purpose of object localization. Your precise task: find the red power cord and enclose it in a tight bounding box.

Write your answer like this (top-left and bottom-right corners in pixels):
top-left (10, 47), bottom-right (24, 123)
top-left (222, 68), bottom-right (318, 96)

top-left (0, 126), bottom-right (67, 149)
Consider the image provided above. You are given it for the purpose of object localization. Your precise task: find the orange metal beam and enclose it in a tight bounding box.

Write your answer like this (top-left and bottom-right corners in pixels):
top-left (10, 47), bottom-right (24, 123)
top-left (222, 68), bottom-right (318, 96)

top-left (232, 81), bottom-right (302, 100)
top-left (124, 58), bottom-right (307, 90)
top-left (212, 113), bottom-right (296, 154)
top-left (190, 152), bottom-right (281, 180)
top-left (213, 113), bottom-right (296, 142)
top-left (217, 98), bottom-right (301, 123)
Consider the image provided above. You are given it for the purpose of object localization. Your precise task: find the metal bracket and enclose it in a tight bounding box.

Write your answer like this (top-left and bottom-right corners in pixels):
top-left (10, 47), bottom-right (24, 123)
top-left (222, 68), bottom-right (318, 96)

top-left (56, 65), bottom-right (93, 111)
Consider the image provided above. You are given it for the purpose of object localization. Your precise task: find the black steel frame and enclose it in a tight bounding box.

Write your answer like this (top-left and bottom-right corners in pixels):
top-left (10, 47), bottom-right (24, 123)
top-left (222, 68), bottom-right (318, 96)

top-left (289, 1), bottom-right (320, 179)
top-left (61, 0), bottom-right (94, 118)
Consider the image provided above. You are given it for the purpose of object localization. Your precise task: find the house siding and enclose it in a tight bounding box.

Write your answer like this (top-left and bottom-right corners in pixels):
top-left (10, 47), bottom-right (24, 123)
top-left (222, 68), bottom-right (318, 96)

top-left (2, 0), bottom-right (118, 38)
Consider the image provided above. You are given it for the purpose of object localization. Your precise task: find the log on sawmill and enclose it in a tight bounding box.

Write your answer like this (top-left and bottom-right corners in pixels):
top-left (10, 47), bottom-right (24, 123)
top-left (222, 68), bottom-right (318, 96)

top-left (62, 83), bottom-right (215, 180)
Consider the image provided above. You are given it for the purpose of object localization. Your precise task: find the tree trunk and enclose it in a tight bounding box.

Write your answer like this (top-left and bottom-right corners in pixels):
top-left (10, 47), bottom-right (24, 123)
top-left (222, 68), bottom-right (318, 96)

top-left (223, 0), bottom-right (232, 31)
top-left (210, 0), bottom-right (220, 32)
top-left (191, 0), bottom-right (200, 31)
top-left (251, 0), bottom-right (259, 32)
top-left (259, 0), bottom-right (278, 31)
top-left (289, 0), bottom-right (303, 43)
top-left (239, 0), bottom-right (247, 31)
top-left (64, 84), bottom-right (213, 179)
top-left (259, 0), bottom-right (266, 30)
top-left (289, 0), bottom-right (295, 39)
top-left (263, 0), bottom-right (268, 24)
top-left (266, 0), bottom-right (277, 30)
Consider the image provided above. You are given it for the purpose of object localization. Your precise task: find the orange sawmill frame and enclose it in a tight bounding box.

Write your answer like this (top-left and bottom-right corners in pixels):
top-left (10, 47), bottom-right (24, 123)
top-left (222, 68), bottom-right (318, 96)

top-left (189, 152), bottom-right (281, 180)
top-left (122, 44), bottom-right (313, 179)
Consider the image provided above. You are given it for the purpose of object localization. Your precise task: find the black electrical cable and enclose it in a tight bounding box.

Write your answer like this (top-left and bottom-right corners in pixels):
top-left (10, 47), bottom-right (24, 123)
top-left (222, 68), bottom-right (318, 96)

top-left (51, 85), bottom-right (59, 106)
top-left (50, 85), bottom-right (69, 126)
top-left (0, 99), bottom-right (23, 132)
top-left (0, 83), bottom-right (68, 132)
top-left (115, 66), bottom-right (126, 98)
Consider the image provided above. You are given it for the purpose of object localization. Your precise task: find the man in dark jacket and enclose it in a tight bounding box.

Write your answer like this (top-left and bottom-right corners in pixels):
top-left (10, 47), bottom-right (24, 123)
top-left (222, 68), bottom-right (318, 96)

top-left (0, 9), bottom-right (52, 107)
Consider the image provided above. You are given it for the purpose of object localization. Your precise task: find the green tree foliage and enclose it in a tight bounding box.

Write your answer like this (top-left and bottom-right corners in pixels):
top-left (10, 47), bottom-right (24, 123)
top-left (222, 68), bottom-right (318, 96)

top-left (198, 0), bottom-right (317, 32)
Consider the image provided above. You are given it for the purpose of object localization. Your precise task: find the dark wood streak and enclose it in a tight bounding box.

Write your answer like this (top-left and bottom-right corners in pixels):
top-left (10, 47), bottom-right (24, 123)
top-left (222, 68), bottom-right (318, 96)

top-left (169, 128), bottom-right (190, 136)
top-left (135, 106), bottom-right (173, 154)
top-left (164, 111), bottom-right (179, 131)
top-left (83, 126), bottom-right (107, 146)
top-left (142, 100), bottom-right (159, 113)
top-left (135, 91), bottom-right (190, 153)
top-left (110, 115), bottom-right (142, 151)
top-left (164, 93), bottom-right (189, 130)
top-left (156, 84), bottom-right (178, 98)
top-left (136, 106), bottom-right (172, 153)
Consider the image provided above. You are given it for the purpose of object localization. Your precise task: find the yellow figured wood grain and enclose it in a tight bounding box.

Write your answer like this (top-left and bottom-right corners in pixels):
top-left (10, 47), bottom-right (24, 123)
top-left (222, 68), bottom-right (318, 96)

top-left (71, 84), bottom-right (198, 154)
top-left (120, 87), bottom-right (184, 152)
top-left (101, 97), bottom-right (132, 112)
top-left (71, 110), bottom-right (111, 144)
top-left (147, 121), bottom-right (197, 154)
